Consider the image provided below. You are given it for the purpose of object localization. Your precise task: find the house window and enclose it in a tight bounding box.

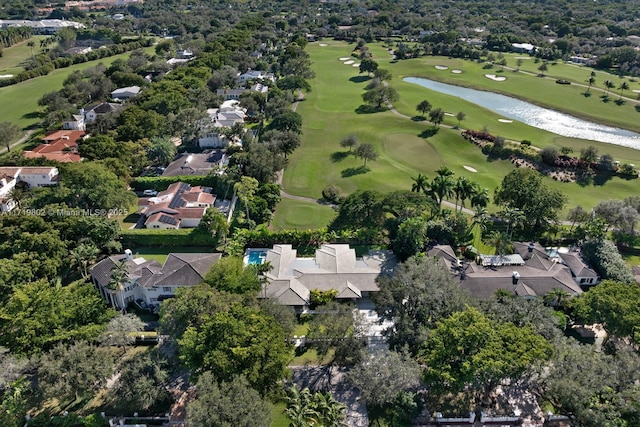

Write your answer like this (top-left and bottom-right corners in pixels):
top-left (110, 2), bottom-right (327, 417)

top-left (163, 286), bottom-right (172, 292)
top-left (580, 278), bottom-right (587, 284)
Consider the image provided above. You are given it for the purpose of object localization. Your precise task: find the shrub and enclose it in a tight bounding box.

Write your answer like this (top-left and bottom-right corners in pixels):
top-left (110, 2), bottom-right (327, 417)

top-left (120, 228), bottom-right (215, 247)
top-left (322, 185), bottom-right (344, 203)
top-left (520, 140), bottom-right (532, 147)
top-left (581, 239), bottom-right (635, 283)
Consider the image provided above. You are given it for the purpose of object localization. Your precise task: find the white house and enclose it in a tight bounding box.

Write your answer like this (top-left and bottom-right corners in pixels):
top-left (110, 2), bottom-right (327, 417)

top-left (511, 42), bottom-right (535, 54)
top-left (84, 102), bottom-right (123, 123)
top-left (111, 86), bottom-right (141, 101)
top-left (198, 100), bottom-right (247, 148)
top-left (0, 166), bottom-right (59, 212)
top-left (238, 69), bottom-right (276, 83)
top-left (62, 110), bottom-right (86, 131)
top-left (90, 249), bottom-right (221, 311)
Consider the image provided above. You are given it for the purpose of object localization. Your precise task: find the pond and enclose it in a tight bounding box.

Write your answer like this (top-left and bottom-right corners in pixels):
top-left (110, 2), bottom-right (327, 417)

top-left (404, 76), bottom-right (640, 150)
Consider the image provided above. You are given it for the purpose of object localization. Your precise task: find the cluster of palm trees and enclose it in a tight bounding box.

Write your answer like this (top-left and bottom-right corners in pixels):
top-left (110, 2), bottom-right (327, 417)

top-left (586, 71), bottom-right (631, 101)
top-left (0, 27), bottom-right (32, 48)
top-left (285, 386), bottom-right (347, 427)
top-left (410, 166), bottom-right (489, 213)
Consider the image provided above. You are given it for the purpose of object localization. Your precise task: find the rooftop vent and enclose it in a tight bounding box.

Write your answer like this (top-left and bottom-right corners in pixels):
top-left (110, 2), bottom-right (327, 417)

top-left (512, 271), bottom-right (520, 285)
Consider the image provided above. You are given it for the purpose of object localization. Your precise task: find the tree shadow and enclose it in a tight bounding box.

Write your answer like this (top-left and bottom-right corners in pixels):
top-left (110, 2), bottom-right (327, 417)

top-left (349, 75), bottom-right (370, 83)
top-left (330, 151), bottom-right (350, 162)
top-left (411, 115), bottom-right (427, 122)
top-left (22, 111), bottom-right (41, 119)
top-left (581, 91), bottom-right (592, 98)
top-left (600, 95), bottom-right (610, 103)
top-left (614, 98), bottom-right (626, 106)
top-left (341, 166), bottom-right (369, 177)
top-left (635, 105), bottom-right (640, 113)
top-left (419, 127), bottom-right (440, 138)
top-left (593, 172), bottom-right (614, 186)
top-left (355, 104), bottom-right (382, 114)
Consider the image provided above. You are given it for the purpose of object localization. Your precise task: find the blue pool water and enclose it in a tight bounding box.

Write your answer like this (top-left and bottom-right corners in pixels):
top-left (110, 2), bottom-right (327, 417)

top-left (247, 250), bottom-right (267, 265)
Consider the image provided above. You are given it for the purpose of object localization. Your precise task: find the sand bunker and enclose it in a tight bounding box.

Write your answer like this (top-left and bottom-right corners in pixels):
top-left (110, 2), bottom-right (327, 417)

top-left (514, 56), bottom-right (530, 60)
top-left (352, 63), bottom-right (360, 67)
top-left (0, 75), bottom-right (13, 79)
top-left (339, 57), bottom-right (350, 61)
top-left (444, 112), bottom-right (455, 116)
top-left (485, 74), bottom-right (506, 81)
top-left (452, 69), bottom-right (462, 74)
top-left (498, 119), bottom-right (513, 123)
top-left (319, 43), bottom-right (328, 47)
top-left (435, 65), bottom-right (449, 70)
top-left (633, 89), bottom-right (640, 93)
top-left (344, 60), bottom-right (354, 65)
top-left (464, 165), bottom-right (478, 173)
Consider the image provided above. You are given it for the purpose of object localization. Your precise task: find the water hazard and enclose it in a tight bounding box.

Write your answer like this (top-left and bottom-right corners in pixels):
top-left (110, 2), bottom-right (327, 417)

top-left (404, 76), bottom-right (640, 149)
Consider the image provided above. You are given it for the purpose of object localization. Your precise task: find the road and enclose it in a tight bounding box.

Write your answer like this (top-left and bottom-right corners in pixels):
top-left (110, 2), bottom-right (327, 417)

top-left (0, 129), bottom-right (36, 155)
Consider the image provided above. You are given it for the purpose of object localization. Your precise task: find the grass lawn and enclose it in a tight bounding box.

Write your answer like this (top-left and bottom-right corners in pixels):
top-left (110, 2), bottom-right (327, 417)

top-left (281, 41), bottom-right (640, 222)
top-left (0, 36), bottom-right (53, 76)
top-left (271, 401), bottom-right (289, 427)
top-left (290, 347), bottom-right (335, 366)
top-left (0, 45), bottom-right (155, 132)
top-left (129, 246), bottom-right (216, 264)
top-left (271, 197), bottom-right (336, 230)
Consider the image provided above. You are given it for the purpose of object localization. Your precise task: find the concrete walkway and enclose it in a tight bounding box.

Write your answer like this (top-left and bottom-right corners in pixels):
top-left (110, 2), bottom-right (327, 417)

top-left (0, 129), bottom-right (36, 155)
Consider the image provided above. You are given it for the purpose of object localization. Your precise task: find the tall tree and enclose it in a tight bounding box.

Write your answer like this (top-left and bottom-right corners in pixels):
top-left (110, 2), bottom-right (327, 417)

top-left (410, 173), bottom-right (429, 194)
top-left (0, 121), bottom-right (21, 152)
top-left (340, 134), bottom-right (358, 152)
top-left (188, 373), bottom-right (271, 427)
top-left (354, 143), bottom-right (378, 167)
top-left (362, 85), bottom-right (399, 109)
top-left (359, 58), bottom-right (379, 75)
top-left (420, 307), bottom-right (551, 416)
top-left (147, 136), bottom-right (177, 166)
top-left (100, 314), bottom-right (145, 354)
top-left (586, 71), bottom-right (596, 93)
top-left (455, 111), bottom-right (466, 128)
top-left (416, 100), bottom-right (432, 118)
top-left (234, 176), bottom-right (259, 221)
top-left (428, 107), bottom-right (445, 126)
top-left (430, 166), bottom-right (455, 208)
top-left (373, 256), bottom-right (470, 354)
top-left (453, 176), bottom-right (474, 212)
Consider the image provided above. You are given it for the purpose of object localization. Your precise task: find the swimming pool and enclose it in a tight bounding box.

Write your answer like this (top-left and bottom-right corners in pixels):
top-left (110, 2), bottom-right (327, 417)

top-left (246, 249), bottom-right (267, 265)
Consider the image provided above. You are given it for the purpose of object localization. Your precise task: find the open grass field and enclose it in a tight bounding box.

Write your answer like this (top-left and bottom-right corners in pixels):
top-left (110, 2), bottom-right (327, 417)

top-left (271, 198), bottom-right (336, 230)
top-left (0, 45), bottom-right (155, 132)
top-left (0, 36), bottom-right (53, 76)
top-left (129, 246), bottom-right (216, 263)
top-left (280, 41), bottom-right (640, 220)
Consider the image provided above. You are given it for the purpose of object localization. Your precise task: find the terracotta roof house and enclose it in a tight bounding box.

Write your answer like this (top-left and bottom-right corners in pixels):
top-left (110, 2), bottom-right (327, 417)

top-left (137, 182), bottom-right (215, 229)
top-left (251, 244), bottom-right (396, 310)
top-left (22, 130), bottom-right (85, 163)
top-left (91, 249), bottom-right (221, 311)
top-left (428, 242), bottom-right (585, 299)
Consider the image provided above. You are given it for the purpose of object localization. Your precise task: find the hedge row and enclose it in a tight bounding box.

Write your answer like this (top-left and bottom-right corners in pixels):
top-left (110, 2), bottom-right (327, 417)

top-left (0, 38), bottom-right (153, 88)
top-left (120, 228), bottom-right (215, 247)
top-left (131, 175), bottom-right (231, 196)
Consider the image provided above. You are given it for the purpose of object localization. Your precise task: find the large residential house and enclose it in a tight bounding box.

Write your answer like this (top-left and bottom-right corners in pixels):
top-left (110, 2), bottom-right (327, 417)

top-left (252, 244), bottom-right (396, 311)
top-left (162, 151), bottom-right (227, 177)
top-left (22, 130), bottom-right (85, 163)
top-left (91, 249), bottom-right (221, 311)
top-left (137, 182), bottom-right (215, 229)
top-left (238, 69), bottom-right (275, 83)
top-left (0, 19), bottom-right (85, 33)
top-left (198, 100), bottom-right (246, 148)
top-left (0, 166), bottom-right (59, 212)
top-left (428, 242), bottom-right (593, 299)
top-left (216, 83), bottom-right (269, 101)
top-left (111, 85), bottom-right (141, 101)
top-left (84, 102), bottom-right (123, 123)
top-left (62, 111), bottom-right (86, 131)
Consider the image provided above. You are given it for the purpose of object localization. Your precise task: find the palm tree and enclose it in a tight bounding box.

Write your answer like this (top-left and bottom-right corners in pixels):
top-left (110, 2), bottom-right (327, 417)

top-left (484, 230), bottom-right (511, 256)
top-left (543, 288), bottom-right (571, 309)
top-left (603, 79), bottom-right (615, 96)
top-left (70, 243), bottom-right (100, 279)
top-left (106, 260), bottom-right (129, 312)
top-left (501, 206), bottom-right (525, 239)
top-left (27, 40), bottom-right (35, 60)
top-left (453, 176), bottom-right (475, 212)
top-left (470, 184), bottom-right (490, 208)
top-left (286, 386), bottom-right (320, 427)
top-left (586, 71), bottom-right (596, 93)
top-left (618, 81), bottom-right (630, 100)
top-left (472, 206), bottom-right (489, 249)
top-left (430, 167), bottom-right (455, 209)
top-left (410, 173), bottom-right (429, 193)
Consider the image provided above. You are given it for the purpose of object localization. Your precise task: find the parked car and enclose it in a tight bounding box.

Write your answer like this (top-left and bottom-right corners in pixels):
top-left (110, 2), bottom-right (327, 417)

top-left (142, 189), bottom-right (158, 196)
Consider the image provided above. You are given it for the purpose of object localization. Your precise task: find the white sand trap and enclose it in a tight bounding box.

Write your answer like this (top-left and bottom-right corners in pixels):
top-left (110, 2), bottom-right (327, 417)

top-left (352, 63), bottom-right (360, 67)
top-left (339, 57), bottom-right (350, 61)
top-left (444, 112), bottom-right (455, 116)
top-left (485, 74), bottom-right (506, 81)
top-left (435, 65), bottom-right (449, 70)
top-left (498, 119), bottom-right (513, 123)
top-left (464, 165), bottom-right (478, 173)
top-left (0, 74), bottom-right (13, 79)
top-left (515, 56), bottom-right (530, 60)
top-left (344, 60), bottom-right (354, 65)
top-left (633, 89), bottom-right (640, 93)
top-left (452, 69), bottom-right (462, 74)
top-left (319, 43), bottom-right (328, 47)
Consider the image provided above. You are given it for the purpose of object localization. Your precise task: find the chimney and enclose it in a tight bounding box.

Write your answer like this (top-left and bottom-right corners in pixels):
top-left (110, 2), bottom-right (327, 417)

top-left (528, 242), bottom-right (535, 253)
top-left (512, 271), bottom-right (520, 285)
top-left (124, 249), bottom-right (133, 260)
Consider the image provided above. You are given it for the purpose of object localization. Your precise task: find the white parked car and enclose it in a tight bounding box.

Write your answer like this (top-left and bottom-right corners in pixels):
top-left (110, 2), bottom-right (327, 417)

top-left (142, 189), bottom-right (158, 196)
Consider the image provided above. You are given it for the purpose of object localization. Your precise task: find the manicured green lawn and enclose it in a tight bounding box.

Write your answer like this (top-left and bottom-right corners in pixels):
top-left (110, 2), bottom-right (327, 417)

top-left (0, 36), bottom-right (53, 76)
top-left (271, 198), bottom-right (336, 230)
top-left (270, 401), bottom-right (289, 427)
top-left (281, 41), bottom-right (640, 221)
top-left (0, 46), bottom-right (155, 132)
